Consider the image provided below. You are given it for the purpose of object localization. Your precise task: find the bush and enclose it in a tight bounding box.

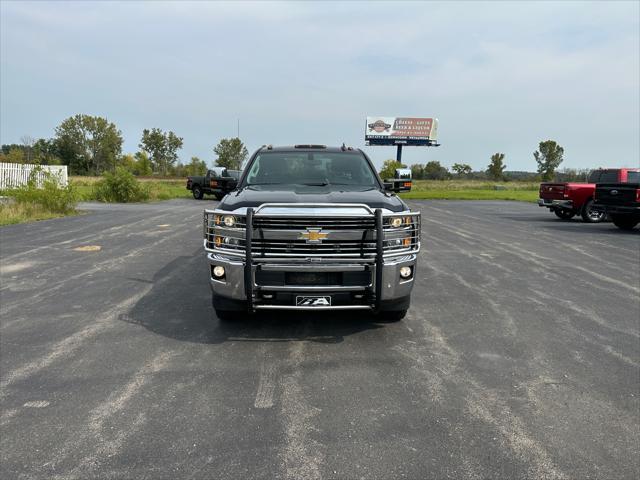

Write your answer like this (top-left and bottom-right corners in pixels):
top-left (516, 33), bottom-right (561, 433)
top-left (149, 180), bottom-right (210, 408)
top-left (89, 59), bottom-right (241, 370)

top-left (10, 168), bottom-right (77, 214)
top-left (93, 167), bottom-right (150, 202)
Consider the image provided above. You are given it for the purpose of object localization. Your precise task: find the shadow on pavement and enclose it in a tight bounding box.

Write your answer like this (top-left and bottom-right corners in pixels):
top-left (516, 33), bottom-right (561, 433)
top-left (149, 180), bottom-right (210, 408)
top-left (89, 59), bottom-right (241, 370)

top-left (501, 215), bottom-right (640, 234)
top-left (120, 250), bottom-right (385, 345)
top-left (538, 224), bottom-right (638, 235)
top-left (501, 215), bottom-right (587, 224)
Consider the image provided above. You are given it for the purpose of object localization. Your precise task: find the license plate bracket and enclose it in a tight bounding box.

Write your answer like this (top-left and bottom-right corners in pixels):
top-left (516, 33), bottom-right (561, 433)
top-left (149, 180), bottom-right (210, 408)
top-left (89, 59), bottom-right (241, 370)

top-left (295, 296), bottom-right (332, 307)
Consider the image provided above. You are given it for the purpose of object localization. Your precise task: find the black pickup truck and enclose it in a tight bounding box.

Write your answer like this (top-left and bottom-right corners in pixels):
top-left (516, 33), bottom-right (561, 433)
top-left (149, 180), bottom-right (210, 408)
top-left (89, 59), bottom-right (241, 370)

top-left (594, 181), bottom-right (640, 230)
top-left (187, 167), bottom-right (241, 200)
top-left (202, 144), bottom-right (419, 321)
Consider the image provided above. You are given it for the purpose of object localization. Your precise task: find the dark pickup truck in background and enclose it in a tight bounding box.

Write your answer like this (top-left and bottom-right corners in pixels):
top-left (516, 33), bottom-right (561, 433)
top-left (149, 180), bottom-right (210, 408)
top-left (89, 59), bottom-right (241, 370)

top-left (538, 168), bottom-right (639, 222)
top-left (594, 182), bottom-right (640, 230)
top-left (187, 167), bottom-right (241, 200)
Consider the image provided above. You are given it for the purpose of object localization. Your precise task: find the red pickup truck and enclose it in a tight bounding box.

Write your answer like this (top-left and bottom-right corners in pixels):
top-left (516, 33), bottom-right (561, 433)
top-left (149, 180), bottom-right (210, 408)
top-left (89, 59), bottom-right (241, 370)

top-left (538, 168), bottom-right (640, 222)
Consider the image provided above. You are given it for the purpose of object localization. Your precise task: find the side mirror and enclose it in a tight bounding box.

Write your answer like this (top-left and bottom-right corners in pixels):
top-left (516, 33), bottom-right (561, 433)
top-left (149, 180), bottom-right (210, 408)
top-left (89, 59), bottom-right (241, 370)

top-left (384, 169), bottom-right (412, 193)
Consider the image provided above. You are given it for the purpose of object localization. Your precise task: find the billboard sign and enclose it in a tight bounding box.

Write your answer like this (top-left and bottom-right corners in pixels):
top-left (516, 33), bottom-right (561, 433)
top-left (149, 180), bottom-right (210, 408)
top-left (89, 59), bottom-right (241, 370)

top-left (365, 116), bottom-right (438, 146)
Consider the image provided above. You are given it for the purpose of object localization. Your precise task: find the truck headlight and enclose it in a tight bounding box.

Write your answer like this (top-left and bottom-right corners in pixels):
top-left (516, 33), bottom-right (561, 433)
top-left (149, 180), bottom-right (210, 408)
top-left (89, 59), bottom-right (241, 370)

top-left (223, 215), bottom-right (236, 227)
top-left (390, 217), bottom-right (403, 228)
top-left (223, 236), bottom-right (239, 246)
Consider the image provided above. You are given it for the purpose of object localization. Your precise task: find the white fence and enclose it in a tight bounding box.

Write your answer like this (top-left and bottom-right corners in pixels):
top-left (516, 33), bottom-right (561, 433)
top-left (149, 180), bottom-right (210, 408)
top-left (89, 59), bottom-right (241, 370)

top-left (0, 163), bottom-right (68, 189)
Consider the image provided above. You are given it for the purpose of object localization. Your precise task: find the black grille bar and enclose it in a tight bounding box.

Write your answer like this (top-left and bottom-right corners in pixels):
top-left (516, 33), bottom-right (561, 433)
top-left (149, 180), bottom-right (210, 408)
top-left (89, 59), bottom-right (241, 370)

top-left (244, 208), bottom-right (254, 312)
top-left (375, 208), bottom-right (383, 312)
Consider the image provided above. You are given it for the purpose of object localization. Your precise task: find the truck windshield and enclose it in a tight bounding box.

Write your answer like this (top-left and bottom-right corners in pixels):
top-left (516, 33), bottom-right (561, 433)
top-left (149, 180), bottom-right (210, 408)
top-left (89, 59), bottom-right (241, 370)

top-left (243, 152), bottom-right (379, 188)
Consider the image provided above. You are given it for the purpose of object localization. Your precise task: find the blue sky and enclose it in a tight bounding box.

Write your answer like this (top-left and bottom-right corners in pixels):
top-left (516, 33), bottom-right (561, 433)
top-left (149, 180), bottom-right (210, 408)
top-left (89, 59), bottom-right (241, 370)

top-left (1, 0), bottom-right (638, 171)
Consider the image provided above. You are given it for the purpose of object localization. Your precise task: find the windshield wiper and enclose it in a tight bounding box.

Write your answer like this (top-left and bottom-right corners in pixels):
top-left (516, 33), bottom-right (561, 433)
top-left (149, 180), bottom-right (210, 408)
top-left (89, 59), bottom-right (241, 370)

top-left (248, 182), bottom-right (283, 185)
top-left (299, 182), bottom-right (329, 186)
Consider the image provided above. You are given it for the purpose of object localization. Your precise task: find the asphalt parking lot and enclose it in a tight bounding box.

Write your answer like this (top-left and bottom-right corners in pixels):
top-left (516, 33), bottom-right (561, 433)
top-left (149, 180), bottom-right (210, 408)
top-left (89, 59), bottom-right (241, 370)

top-left (1, 199), bottom-right (638, 479)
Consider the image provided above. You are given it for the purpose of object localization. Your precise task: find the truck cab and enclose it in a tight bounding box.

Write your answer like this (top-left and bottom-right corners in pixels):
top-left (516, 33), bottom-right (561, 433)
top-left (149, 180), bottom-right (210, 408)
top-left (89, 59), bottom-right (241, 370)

top-left (202, 145), bottom-right (420, 321)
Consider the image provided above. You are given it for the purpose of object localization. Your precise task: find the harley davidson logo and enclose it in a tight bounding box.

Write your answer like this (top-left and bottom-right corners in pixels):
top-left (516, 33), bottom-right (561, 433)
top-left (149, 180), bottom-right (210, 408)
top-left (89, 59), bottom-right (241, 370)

top-left (299, 228), bottom-right (328, 243)
top-left (368, 120), bottom-right (392, 133)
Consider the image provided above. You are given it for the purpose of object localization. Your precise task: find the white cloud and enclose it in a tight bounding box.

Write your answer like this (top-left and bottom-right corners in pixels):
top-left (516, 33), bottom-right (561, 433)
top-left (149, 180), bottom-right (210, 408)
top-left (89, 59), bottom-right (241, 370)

top-left (1, 0), bottom-right (638, 170)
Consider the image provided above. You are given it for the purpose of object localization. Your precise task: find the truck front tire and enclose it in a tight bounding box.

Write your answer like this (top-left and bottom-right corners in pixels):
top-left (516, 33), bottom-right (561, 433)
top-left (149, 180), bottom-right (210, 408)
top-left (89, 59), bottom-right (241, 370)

top-left (192, 186), bottom-right (204, 200)
top-left (611, 215), bottom-right (639, 231)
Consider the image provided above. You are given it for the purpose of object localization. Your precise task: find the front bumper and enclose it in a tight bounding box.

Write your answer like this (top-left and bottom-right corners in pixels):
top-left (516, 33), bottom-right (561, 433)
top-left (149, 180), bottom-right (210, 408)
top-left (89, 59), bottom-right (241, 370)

top-left (208, 252), bottom-right (416, 311)
top-left (538, 198), bottom-right (573, 209)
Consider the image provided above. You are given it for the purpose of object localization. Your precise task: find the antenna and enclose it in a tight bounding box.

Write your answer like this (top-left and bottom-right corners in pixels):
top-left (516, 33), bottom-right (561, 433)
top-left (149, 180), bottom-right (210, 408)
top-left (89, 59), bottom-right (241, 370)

top-left (237, 118), bottom-right (240, 138)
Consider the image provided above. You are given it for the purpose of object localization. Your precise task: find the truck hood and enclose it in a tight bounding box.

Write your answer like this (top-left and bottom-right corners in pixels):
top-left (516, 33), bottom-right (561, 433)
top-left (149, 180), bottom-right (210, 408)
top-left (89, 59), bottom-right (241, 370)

top-left (217, 185), bottom-right (408, 212)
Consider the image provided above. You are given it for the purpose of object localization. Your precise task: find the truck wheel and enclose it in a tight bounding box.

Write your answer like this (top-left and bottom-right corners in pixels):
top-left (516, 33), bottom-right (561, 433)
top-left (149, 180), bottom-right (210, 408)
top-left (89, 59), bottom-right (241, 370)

top-left (377, 309), bottom-right (407, 322)
top-left (192, 186), bottom-right (204, 200)
top-left (554, 209), bottom-right (575, 220)
top-left (581, 199), bottom-right (605, 223)
top-left (611, 215), bottom-right (639, 231)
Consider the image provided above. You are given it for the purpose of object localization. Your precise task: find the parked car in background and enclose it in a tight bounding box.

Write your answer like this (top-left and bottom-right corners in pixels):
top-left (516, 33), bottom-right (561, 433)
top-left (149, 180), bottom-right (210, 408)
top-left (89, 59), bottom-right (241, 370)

top-left (187, 167), bottom-right (241, 200)
top-left (538, 168), bottom-right (640, 223)
top-left (593, 179), bottom-right (640, 230)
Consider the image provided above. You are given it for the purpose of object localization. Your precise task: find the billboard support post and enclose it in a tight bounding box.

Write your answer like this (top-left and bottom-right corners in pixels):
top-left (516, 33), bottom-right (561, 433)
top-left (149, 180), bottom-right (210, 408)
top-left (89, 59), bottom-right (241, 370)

top-left (396, 144), bottom-right (403, 164)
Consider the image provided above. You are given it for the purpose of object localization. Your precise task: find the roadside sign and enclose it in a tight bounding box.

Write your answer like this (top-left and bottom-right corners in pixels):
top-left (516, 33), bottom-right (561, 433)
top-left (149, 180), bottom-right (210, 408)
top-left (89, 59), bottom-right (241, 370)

top-left (365, 117), bottom-right (439, 146)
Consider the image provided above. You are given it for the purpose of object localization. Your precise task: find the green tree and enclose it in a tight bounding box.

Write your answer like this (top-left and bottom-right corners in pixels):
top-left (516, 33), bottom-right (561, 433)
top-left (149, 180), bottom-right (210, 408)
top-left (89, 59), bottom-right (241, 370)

top-left (214, 137), bottom-right (248, 170)
top-left (379, 159), bottom-right (406, 180)
top-left (133, 151), bottom-right (153, 176)
top-left (32, 139), bottom-right (62, 165)
top-left (21, 135), bottom-right (36, 163)
top-left (119, 153), bottom-right (137, 173)
top-left (410, 164), bottom-right (424, 180)
top-left (168, 162), bottom-right (185, 177)
top-left (139, 128), bottom-right (184, 175)
top-left (423, 161), bottom-right (449, 180)
top-left (0, 147), bottom-right (25, 164)
top-left (1, 144), bottom-right (21, 155)
top-left (487, 153), bottom-right (506, 180)
top-left (452, 163), bottom-right (472, 176)
top-left (54, 114), bottom-right (123, 174)
top-left (534, 140), bottom-right (564, 181)
top-left (186, 156), bottom-right (208, 176)
top-left (555, 168), bottom-right (590, 182)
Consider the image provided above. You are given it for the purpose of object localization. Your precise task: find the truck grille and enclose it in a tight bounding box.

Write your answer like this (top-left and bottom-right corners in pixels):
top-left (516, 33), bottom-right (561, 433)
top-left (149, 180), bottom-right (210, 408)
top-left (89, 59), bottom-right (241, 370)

top-left (253, 217), bottom-right (375, 230)
top-left (204, 207), bottom-right (420, 259)
top-left (252, 215), bottom-right (376, 256)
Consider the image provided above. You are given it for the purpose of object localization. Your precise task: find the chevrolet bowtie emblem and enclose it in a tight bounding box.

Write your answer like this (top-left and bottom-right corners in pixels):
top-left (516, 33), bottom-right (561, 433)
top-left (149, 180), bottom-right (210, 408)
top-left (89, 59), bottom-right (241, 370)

top-left (300, 228), bottom-right (328, 243)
